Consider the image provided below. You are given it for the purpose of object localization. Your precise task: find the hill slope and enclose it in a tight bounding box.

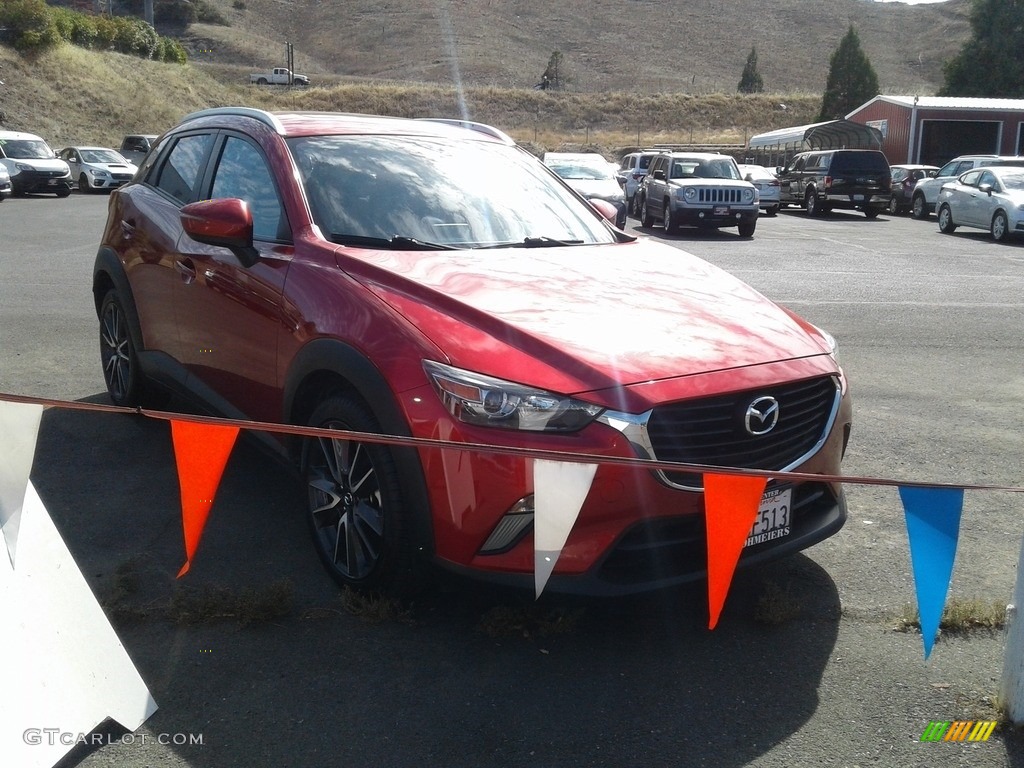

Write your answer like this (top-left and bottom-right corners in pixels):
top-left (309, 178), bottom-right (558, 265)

top-left (178, 0), bottom-right (973, 94)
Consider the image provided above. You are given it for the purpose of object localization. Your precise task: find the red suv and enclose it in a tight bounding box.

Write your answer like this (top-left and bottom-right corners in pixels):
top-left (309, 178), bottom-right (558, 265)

top-left (93, 108), bottom-right (853, 596)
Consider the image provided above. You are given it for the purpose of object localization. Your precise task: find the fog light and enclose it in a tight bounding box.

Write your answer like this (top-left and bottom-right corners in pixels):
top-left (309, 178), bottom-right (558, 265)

top-left (479, 496), bottom-right (534, 554)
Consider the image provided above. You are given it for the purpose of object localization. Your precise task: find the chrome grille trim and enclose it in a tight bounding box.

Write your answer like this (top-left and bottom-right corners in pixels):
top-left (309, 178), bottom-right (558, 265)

top-left (598, 376), bottom-right (841, 492)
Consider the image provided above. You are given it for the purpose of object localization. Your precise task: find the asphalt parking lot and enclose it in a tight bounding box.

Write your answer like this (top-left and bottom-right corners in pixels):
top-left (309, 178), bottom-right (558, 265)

top-left (3, 192), bottom-right (1024, 767)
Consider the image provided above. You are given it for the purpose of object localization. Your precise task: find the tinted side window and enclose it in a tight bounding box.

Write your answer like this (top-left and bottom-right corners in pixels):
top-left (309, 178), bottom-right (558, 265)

top-left (210, 136), bottom-right (288, 242)
top-left (830, 152), bottom-right (888, 173)
top-left (960, 170), bottom-right (983, 187)
top-left (154, 134), bottom-right (214, 204)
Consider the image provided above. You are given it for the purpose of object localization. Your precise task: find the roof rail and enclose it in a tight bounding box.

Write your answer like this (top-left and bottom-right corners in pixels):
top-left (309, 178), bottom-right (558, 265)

top-left (415, 118), bottom-right (516, 145)
top-left (180, 107), bottom-right (286, 134)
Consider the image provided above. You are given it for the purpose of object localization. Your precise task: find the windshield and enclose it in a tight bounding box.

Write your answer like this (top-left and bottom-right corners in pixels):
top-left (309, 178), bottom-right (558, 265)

top-left (1000, 172), bottom-right (1024, 191)
top-left (671, 158), bottom-right (741, 180)
top-left (0, 139), bottom-right (53, 160)
top-left (288, 135), bottom-right (616, 248)
top-left (81, 149), bottom-right (129, 164)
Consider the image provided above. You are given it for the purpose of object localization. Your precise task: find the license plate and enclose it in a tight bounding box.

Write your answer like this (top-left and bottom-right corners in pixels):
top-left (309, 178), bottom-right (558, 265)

top-left (745, 486), bottom-right (792, 547)
top-left (853, 194), bottom-right (864, 201)
top-left (713, 206), bottom-right (729, 216)
top-left (47, 179), bottom-right (58, 186)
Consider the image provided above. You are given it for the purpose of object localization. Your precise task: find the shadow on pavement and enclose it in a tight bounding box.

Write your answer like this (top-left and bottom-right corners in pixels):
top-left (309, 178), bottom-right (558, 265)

top-left (35, 402), bottom-right (846, 768)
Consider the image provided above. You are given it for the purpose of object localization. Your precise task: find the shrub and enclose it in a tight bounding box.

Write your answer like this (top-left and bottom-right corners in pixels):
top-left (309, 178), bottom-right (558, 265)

top-left (0, 0), bottom-right (62, 52)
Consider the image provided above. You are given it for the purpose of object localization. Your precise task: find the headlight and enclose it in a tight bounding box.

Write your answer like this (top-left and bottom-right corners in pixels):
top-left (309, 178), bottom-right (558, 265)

top-left (424, 360), bottom-right (604, 432)
top-left (89, 168), bottom-right (111, 178)
top-left (683, 187), bottom-right (697, 200)
top-left (812, 324), bottom-right (839, 361)
top-left (743, 188), bottom-right (755, 203)
top-left (15, 163), bottom-right (33, 172)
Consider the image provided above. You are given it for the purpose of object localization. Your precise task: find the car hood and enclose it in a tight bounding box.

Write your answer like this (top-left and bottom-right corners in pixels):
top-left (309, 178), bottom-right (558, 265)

top-left (563, 178), bottom-right (623, 199)
top-left (5, 158), bottom-right (67, 174)
top-left (88, 162), bottom-right (136, 172)
top-left (341, 238), bottom-right (830, 395)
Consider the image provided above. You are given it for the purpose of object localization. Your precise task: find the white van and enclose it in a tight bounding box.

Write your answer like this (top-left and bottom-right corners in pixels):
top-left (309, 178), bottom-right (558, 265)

top-left (0, 130), bottom-right (72, 197)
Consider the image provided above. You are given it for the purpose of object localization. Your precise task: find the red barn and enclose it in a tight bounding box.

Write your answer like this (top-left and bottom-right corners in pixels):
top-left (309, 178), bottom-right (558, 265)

top-left (847, 95), bottom-right (1024, 167)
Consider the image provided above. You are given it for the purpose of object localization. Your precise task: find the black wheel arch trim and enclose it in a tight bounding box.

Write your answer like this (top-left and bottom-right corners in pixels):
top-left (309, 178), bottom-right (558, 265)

top-left (283, 338), bottom-right (435, 558)
top-left (93, 246), bottom-right (147, 356)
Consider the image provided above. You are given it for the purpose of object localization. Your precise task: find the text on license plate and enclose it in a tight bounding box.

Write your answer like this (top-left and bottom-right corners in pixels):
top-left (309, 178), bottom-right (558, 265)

top-left (713, 205), bottom-right (730, 216)
top-left (745, 487), bottom-right (792, 547)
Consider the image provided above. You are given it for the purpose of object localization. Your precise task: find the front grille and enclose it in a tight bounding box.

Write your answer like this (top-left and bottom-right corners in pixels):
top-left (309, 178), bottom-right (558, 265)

top-left (696, 187), bottom-right (744, 203)
top-left (646, 376), bottom-right (839, 488)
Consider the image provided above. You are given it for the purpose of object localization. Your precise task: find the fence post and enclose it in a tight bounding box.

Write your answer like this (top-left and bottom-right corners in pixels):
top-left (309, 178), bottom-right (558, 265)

top-left (1000, 535), bottom-right (1024, 723)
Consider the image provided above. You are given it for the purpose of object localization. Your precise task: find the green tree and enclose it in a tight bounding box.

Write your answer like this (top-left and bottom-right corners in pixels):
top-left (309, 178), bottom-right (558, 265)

top-left (939, 0), bottom-right (1024, 97)
top-left (540, 51), bottom-right (563, 90)
top-left (737, 47), bottom-right (764, 93)
top-left (818, 26), bottom-right (879, 121)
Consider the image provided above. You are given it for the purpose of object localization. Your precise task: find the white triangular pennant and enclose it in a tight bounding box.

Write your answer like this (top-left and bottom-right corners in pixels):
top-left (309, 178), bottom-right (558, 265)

top-left (0, 481), bottom-right (158, 767)
top-left (533, 459), bottom-right (597, 598)
top-left (0, 401), bottom-right (44, 568)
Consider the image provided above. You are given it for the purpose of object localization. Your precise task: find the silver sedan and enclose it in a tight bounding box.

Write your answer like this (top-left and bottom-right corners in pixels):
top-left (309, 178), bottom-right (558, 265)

top-left (937, 165), bottom-right (1024, 242)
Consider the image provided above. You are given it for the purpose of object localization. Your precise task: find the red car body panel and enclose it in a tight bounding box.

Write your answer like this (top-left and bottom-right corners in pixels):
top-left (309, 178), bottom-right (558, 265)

top-left (93, 108), bottom-right (853, 595)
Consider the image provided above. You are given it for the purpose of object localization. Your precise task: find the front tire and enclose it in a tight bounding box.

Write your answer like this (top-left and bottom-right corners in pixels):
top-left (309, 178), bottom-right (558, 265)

top-left (937, 204), bottom-right (957, 233)
top-left (640, 196), bottom-right (654, 228)
top-left (992, 211), bottom-right (1010, 242)
top-left (662, 202), bottom-right (676, 234)
top-left (302, 394), bottom-right (419, 596)
top-left (738, 220), bottom-right (756, 237)
top-left (78, 174), bottom-right (91, 193)
top-left (56, 187), bottom-right (71, 198)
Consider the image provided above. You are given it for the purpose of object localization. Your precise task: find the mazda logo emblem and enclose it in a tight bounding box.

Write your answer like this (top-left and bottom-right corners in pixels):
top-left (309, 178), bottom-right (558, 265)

top-left (745, 396), bottom-right (780, 436)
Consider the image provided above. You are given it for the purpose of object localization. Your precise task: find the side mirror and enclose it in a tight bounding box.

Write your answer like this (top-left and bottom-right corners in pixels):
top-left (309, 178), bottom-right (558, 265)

top-left (587, 198), bottom-right (619, 224)
top-left (180, 198), bottom-right (259, 267)
top-left (979, 183), bottom-right (994, 195)
top-left (653, 168), bottom-right (666, 181)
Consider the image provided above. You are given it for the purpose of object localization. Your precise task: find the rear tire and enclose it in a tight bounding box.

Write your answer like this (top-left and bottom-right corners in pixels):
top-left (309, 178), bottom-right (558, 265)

top-left (863, 207), bottom-right (880, 219)
top-left (766, 205), bottom-right (779, 217)
top-left (805, 190), bottom-right (820, 216)
top-left (887, 196), bottom-right (899, 215)
top-left (301, 393), bottom-right (421, 596)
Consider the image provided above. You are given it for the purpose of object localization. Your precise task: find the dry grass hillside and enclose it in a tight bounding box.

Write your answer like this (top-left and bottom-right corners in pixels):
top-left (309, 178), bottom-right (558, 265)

top-left (175, 0), bottom-right (973, 94)
top-left (0, 43), bottom-right (825, 156)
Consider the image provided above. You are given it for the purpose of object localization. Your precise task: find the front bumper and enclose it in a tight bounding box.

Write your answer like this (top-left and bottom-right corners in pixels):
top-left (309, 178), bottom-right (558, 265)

top-left (670, 204), bottom-right (759, 228)
top-left (11, 170), bottom-right (72, 194)
top-left (82, 173), bottom-right (134, 190)
top-left (408, 357), bottom-right (853, 597)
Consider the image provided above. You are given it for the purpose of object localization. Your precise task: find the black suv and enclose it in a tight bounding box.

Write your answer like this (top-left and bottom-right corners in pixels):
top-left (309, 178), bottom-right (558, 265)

top-left (777, 149), bottom-right (891, 218)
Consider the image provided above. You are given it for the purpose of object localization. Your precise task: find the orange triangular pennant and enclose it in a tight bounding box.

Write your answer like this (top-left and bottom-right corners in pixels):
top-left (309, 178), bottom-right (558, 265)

top-left (704, 472), bottom-right (768, 629)
top-left (170, 420), bottom-right (239, 577)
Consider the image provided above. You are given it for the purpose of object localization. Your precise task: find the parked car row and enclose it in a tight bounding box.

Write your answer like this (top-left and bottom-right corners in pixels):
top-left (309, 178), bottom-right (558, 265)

top-left (0, 129), bottom-right (143, 198)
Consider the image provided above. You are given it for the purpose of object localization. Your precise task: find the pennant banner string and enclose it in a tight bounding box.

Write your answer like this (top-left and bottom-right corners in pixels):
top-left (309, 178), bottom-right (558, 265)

top-left (3, 392), bottom-right (1024, 495)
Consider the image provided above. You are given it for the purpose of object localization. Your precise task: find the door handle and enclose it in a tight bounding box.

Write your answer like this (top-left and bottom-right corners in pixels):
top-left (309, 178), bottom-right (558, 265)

top-left (175, 258), bottom-right (197, 285)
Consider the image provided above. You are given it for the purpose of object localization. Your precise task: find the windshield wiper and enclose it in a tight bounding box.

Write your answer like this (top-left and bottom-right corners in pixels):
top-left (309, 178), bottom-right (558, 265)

top-left (328, 233), bottom-right (457, 250)
top-left (481, 236), bottom-right (586, 249)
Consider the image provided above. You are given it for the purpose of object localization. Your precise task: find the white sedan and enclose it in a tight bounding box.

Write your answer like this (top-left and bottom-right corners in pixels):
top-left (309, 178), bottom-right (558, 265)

top-left (58, 146), bottom-right (138, 193)
top-left (937, 166), bottom-right (1024, 242)
top-left (738, 163), bottom-right (781, 216)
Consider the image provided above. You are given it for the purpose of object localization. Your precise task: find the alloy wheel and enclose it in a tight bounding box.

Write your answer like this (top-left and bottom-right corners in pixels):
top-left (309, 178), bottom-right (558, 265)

top-left (306, 424), bottom-right (385, 582)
